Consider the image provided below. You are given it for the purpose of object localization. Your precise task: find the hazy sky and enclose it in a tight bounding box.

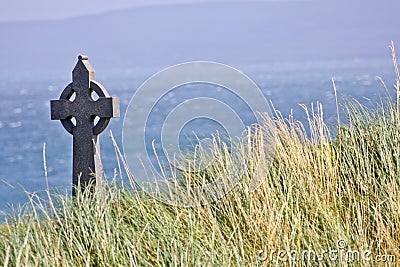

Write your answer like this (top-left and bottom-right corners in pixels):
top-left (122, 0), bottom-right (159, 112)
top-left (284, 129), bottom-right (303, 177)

top-left (1, 0), bottom-right (399, 74)
top-left (0, 0), bottom-right (306, 22)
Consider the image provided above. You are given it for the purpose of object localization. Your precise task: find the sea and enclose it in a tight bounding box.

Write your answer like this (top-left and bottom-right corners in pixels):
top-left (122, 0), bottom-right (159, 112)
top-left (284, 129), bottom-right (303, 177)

top-left (0, 57), bottom-right (396, 221)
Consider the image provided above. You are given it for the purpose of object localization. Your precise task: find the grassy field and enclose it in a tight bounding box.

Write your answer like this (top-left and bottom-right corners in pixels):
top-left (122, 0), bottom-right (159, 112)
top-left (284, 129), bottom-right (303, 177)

top-left (1, 57), bottom-right (400, 266)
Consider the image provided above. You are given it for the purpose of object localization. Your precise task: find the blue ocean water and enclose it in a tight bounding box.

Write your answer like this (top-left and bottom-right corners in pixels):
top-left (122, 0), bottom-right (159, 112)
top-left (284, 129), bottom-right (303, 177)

top-left (0, 58), bottom-right (396, 220)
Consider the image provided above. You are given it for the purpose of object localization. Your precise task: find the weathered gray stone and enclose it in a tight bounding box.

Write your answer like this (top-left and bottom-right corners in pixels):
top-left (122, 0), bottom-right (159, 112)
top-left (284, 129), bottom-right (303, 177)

top-left (51, 55), bottom-right (120, 196)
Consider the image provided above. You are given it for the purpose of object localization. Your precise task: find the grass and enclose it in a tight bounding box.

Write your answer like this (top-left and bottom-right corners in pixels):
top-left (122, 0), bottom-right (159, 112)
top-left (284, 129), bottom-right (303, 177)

top-left (1, 52), bottom-right (400, 266)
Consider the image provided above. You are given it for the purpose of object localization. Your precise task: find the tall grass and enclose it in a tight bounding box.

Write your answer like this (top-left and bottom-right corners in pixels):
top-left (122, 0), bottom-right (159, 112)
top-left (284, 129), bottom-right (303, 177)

top-left (1, 59), bottom-right (400, 266)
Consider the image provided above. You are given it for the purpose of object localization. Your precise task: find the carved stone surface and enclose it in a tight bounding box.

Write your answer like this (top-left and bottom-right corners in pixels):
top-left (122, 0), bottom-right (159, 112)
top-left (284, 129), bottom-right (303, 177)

top-left (51, 55), bottom-right (120, 196)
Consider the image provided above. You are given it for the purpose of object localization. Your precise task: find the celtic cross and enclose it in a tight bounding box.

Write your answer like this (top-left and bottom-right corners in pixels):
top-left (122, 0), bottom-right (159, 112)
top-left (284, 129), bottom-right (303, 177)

top-left (51, 55), bottom-right (120, 196)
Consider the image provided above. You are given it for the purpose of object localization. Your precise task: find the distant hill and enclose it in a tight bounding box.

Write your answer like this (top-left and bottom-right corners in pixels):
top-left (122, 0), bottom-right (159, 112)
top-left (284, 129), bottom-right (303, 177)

top-left (0, 1), bottom-right (399, 76)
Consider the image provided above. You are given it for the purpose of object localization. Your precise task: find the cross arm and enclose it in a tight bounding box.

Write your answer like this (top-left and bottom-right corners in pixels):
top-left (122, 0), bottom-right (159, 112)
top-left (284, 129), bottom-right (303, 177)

top-left (51, 99), bottom-right (73, 120)
top-left (90, 97), bottom-right (120, 118)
